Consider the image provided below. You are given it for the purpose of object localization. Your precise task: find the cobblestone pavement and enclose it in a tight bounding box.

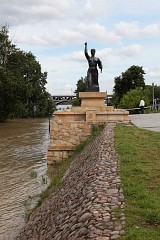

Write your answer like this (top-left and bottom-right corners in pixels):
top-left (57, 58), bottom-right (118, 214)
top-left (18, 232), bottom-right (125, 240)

top-left (129, 113), bottom-right (160, 132)
top-left (17, 123), bottom-right (125, 240)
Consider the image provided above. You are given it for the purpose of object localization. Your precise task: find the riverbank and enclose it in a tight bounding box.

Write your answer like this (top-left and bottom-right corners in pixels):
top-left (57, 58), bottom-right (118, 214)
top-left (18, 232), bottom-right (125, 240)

top-left (17, 123), bottom-right (125, 240)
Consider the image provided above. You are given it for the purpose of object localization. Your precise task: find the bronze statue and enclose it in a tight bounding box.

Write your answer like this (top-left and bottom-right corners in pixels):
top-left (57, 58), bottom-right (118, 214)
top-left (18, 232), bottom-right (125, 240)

top-left (84, 42), bottom-right (103, 92)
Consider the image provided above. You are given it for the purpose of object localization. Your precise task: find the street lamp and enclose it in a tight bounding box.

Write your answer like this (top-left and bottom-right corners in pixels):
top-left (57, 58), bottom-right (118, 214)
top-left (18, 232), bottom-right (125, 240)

top-left (152, 83), bottom-right (154, 109)
top-left (48, 97), bottom-right (51, 134)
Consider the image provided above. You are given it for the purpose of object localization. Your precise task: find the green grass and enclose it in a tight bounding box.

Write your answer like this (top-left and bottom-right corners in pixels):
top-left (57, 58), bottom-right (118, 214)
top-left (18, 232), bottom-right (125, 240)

top-left (145, 109), bottom-right (160, 114)
top-left (115, 123), bottom-right (160, 240)
top-left (29, 170), bottom-right (37, 178)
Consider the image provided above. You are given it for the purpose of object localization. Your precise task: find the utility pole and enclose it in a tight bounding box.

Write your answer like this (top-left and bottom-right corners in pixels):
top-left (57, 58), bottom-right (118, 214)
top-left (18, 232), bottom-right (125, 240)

top-left (152, 82), bottom-right (155, 109)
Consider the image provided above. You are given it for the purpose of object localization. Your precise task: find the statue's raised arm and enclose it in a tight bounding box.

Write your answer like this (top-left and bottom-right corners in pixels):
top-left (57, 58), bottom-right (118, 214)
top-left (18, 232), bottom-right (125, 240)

top-left (84, 42), bottom-right (89, 60)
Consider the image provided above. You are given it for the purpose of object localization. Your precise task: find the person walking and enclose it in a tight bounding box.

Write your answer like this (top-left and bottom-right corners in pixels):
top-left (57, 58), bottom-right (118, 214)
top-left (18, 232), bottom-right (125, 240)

top-left (139, 99), bottom-right (145, 114)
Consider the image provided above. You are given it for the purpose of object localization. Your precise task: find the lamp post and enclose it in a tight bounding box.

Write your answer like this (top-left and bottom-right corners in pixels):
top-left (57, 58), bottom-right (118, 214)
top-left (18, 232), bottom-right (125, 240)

top-left (49, 112), bottom-right (50, 134)
top-left (48, 97), bottom-right (51, 134)
top-left (152, 82), bottom-right (154, 109)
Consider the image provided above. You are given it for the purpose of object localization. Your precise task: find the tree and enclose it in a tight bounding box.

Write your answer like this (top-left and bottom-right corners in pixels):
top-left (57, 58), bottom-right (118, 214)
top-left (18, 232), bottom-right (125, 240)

top-left (113, 65), bottom-right (146, 104)
top-left (0, 26), bottom-right (15, 71)
top-left (0, 69), bottom-right (14, 121)
top-left (74, 77), bottom-right (87, 95)
top-left (72, 77), bottom-right (87, 106)
top-left (145, 85), bottom-right (160, 105)
top-left (0, 25), bottom-right (50, 121)
top-left (118, 87), bottom-right (150, 109)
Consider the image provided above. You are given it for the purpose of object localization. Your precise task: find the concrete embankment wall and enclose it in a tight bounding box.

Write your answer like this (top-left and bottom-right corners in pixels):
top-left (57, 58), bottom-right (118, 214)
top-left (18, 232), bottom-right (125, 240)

top-left (17, 123), bottom-right (125, 240)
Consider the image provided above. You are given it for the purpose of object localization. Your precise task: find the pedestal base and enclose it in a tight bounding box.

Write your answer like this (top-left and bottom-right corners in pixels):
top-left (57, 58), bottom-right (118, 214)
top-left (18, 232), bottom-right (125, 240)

top-left (79, 92), bottom-right (107, 108)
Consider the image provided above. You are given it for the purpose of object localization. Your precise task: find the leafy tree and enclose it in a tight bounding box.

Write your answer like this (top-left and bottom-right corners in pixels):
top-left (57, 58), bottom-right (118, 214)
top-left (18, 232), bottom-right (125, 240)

top-left (74, 77), bottom-right (87, 95)
top-left (0, 26), bottom-right (15, 71)
top-left (72, 77), bottom-right (87, 106)
top-left (154, 85), bottom-right (160, 99)
top-left (0, 25), bottom-right (50, 121)
top-left (145, 85), bottom-right (160, 104)
top-left (0, 68), bottom-right (19, 121)
top-left (118, 87), bottom-right (150, 109)
top-left (113, 65), bottom-right (146, 105)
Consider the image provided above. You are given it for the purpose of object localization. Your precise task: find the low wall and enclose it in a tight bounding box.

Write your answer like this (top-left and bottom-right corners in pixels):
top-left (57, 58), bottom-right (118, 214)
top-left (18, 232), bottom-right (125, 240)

top-left (48, 119), bottom-right (92, 164)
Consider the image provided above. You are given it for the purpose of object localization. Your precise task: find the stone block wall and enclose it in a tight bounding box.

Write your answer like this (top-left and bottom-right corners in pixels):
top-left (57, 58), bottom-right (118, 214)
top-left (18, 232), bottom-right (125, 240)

top-left (48, 119), bottom-right (92, 164)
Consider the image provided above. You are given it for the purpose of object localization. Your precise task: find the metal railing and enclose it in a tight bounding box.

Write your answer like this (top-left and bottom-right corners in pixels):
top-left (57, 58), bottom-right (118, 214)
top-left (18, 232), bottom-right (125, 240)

top-left (126, 105), bottom-right (160, 113)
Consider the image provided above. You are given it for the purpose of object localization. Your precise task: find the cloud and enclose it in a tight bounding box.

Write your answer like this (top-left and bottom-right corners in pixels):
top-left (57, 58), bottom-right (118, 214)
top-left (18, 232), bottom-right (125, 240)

top-left (77, 23), bottom-right (121, 43)
top-left (10, 22), bottom-right (84, 47)
top-left (149, 71), bottom-right (160, 77)
top-left (0, 0), bottom-right (75, 26)
top-left (64, 51), bottom-right (84, 62)
top-left (63, 47), bottom-right (113, 63)
top-left (111, 0), bottom-right (160, 17)
top-left (81, 0), bottom-right (111, 18)
top-left (144, 67), bottom-right (160, 78)
top-left (118, 44), bottom-right (142, 57)
top-left (96, 48), bottom-right (113, 59)
top-left (64, 84), bottom-right (73, 89)
top-left (114, 21), bottom-right (160, 38)
top-left (57, 28), bottom-right (83, 45)
top-left (143, 24), bottom-right (160, 36)
top-left (11, 21), bottom-right (121, 47)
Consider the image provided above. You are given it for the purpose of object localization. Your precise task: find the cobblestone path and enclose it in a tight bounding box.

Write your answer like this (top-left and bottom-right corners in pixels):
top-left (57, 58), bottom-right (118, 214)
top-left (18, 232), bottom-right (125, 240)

top-left (17, 123), bottom-right (125, 240)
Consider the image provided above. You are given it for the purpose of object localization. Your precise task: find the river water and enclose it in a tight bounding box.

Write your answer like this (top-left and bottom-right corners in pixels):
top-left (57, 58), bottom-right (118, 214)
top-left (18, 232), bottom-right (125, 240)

top-left (0, 118), bottom-right (50, 240)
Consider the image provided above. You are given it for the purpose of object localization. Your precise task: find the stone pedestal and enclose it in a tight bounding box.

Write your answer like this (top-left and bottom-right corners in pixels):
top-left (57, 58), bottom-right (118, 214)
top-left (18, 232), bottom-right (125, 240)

top-left (79, 92), bottom-right (107, 108)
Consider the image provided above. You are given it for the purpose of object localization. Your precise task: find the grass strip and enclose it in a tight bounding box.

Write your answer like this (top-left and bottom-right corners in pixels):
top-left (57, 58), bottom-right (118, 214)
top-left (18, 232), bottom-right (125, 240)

top-left (115, 123), bottom-right (160, 240)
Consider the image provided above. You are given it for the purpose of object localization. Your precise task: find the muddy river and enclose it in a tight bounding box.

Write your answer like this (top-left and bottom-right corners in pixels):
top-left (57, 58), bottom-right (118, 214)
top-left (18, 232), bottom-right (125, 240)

top-left (0, 118), bottom-right (51, 239)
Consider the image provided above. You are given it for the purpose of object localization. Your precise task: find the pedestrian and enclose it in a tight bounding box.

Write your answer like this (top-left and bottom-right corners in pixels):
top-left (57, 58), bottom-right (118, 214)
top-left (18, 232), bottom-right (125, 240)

top-left (156, 98), bottom-right (159, 110)
top-left (139, 99), bottom-right (145, 114)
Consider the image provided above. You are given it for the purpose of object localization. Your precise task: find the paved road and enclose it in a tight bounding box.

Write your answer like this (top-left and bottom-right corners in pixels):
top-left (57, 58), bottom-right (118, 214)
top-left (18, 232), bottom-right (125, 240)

top-left (129, 113), bottom-right (160, 132)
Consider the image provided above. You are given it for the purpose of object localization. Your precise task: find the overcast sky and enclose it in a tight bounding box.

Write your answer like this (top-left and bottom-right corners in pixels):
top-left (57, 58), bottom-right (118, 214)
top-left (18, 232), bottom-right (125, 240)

top-left (1, 0), bottom-right (160, 95)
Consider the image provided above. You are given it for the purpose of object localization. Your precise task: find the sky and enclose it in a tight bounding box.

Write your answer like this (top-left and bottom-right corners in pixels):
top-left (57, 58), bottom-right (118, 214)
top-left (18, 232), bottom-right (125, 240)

top-left (1, 0), bottom-right (160, 95)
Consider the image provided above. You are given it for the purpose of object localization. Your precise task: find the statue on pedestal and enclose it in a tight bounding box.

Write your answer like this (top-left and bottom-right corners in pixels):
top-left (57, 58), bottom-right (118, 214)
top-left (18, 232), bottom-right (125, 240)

top-left (84, 42), bottom-right (103, 92)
